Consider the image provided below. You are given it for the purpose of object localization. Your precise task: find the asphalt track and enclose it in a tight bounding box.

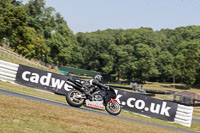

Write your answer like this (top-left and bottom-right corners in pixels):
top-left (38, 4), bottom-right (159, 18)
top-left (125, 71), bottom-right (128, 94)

top-left (0, 89), bottom-right (199, 133)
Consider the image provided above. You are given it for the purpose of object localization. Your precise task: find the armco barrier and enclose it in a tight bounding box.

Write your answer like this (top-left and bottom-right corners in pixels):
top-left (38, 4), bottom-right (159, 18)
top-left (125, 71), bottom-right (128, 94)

top-left (0, 60), bottom-right (18, 83)
top-left (174, 104), bottom-right (193, 127)
top-left (0, 59), bottom-right (194, 127)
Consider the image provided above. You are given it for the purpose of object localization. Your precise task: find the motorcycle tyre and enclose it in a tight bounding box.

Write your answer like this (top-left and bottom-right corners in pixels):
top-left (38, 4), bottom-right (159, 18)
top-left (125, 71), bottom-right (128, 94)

top-left (105, 100), bottom-right (121, 115)
top-left (66, 90), bottom-right (84, 107)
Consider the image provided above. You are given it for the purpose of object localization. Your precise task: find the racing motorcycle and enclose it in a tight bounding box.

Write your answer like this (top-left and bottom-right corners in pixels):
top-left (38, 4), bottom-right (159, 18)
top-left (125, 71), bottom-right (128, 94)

top-left (65, 77), bottom-right (121, 115)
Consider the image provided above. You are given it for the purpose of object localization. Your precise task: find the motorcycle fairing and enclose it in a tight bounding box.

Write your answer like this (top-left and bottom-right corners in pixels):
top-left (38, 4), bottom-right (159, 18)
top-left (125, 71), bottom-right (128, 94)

top-left (85, 99), bottom-right (105, 110)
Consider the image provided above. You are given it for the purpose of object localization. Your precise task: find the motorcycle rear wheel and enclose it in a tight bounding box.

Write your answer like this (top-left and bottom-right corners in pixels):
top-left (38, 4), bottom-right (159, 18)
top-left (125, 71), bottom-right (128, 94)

top-left (66, 90), bottom-right (84, 107)
top-left (105, 100), bottom-right (121, 115)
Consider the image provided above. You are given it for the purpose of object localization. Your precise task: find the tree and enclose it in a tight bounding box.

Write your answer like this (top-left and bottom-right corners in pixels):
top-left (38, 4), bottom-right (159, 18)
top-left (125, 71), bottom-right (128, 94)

top-left (15, 26), bottom-right (47, 59)
top-left (0, 1), bottom-right (28, 50)
top-left (177, 40), bottom-right (200, 86)
top-left (133, 43), bottom-right (159, 83)
top-left (47, 12), bottom-right (82, 66)
top-left (25, 0), bottom-right (45, 33)
top-left (156, 51), bottom-right (174, 82)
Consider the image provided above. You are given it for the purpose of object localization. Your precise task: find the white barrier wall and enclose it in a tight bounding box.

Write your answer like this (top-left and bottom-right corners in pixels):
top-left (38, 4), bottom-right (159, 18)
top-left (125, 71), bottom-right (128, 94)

top-left (0, 60), bottom-right (18, 83)
top-left (0, 59), bottom-right (194, 127)
top-left (174, 104), bottom-right (193, 127)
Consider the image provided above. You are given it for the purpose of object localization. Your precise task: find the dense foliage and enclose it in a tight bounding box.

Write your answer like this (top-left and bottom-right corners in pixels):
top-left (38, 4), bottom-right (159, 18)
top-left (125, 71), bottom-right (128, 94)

top-left (0, 0), bottom-right (200, 86)
top-left (0, 0), bottom-right (82, 66)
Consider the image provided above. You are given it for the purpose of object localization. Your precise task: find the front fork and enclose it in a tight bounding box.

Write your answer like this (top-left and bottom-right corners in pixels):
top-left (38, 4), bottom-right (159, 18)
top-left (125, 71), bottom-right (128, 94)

top-left (110, 99), bottom-right (117, 105)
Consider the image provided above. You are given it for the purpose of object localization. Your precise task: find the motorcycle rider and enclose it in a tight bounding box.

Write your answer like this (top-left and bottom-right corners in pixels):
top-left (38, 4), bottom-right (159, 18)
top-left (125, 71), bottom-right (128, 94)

top-left (84, 75), bottom-right (110, 98)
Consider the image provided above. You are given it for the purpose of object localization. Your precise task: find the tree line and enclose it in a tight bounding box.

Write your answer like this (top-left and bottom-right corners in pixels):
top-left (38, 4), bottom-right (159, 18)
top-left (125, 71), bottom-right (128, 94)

top-left (0, 0), bottom-right (200, 86)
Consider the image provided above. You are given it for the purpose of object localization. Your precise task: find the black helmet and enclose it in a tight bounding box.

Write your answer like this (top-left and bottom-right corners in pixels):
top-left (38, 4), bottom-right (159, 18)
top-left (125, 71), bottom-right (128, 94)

top-left (94, 75), bottom-right (103, 82)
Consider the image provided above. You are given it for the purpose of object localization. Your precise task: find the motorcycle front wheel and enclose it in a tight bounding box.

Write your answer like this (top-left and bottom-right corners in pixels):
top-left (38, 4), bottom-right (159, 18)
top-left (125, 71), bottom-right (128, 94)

top-left (66, 90), bottom-right (84, 107)
top-left (105, 99), bottom-right (121, 115)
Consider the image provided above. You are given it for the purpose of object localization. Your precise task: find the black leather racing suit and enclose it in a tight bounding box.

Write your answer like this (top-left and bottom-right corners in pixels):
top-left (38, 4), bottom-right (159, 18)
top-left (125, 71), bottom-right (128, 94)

top-left (84, 79), bottom-right (109, 94)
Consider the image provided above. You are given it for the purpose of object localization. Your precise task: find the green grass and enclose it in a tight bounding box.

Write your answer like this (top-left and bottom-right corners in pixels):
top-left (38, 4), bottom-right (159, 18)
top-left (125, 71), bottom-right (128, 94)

top-left (0, 81), bottom-right (199, 132)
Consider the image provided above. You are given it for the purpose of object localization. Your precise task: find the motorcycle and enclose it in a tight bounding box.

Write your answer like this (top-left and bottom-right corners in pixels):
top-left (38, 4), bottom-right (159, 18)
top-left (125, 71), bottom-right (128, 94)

top-left (65, 77), bottom-right (121, 115)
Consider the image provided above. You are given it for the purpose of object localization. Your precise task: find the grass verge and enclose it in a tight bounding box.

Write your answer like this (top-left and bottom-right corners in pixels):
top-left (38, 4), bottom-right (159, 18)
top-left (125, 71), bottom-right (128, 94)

top-left (0, 94), bottom-right (183, 133)
top-left (0, 81), bottom-right (199, 132)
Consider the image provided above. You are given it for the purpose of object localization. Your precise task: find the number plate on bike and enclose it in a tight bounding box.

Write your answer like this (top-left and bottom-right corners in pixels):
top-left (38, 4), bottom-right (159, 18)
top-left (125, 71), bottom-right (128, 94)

top-left (85, 100), bottom-right (105, 110)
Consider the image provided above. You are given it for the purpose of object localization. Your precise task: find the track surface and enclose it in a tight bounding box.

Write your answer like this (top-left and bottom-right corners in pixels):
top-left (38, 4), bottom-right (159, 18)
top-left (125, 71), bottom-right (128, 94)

top-left (0, 89), bottom-right (199, 133)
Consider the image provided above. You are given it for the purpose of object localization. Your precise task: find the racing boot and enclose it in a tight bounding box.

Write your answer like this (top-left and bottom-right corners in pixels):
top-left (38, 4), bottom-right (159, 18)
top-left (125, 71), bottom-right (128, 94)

top-left (85, 88), bottom-right (95, 101)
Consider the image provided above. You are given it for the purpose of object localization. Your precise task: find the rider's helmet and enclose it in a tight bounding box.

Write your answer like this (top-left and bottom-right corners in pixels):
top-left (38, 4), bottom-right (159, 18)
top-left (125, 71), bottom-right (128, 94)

top-left (94, 75), bottom-right (103, 83)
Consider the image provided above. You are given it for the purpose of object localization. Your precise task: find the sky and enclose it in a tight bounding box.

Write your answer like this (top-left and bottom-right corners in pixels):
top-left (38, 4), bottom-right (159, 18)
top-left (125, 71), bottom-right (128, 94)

top-left (22, 0), bottom-right (200, 34)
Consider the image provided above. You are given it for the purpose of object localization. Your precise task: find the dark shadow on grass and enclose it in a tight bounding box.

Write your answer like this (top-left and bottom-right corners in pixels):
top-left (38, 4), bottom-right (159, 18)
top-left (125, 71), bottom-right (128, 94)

top-left (169, 85), bottom-right (190, 90)
top-left (161, 83), bottom-right (200, 90)
top-left (191, 84), bottom-right (200, 90)
top-left (161, 84), bottom-right (190, 90)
